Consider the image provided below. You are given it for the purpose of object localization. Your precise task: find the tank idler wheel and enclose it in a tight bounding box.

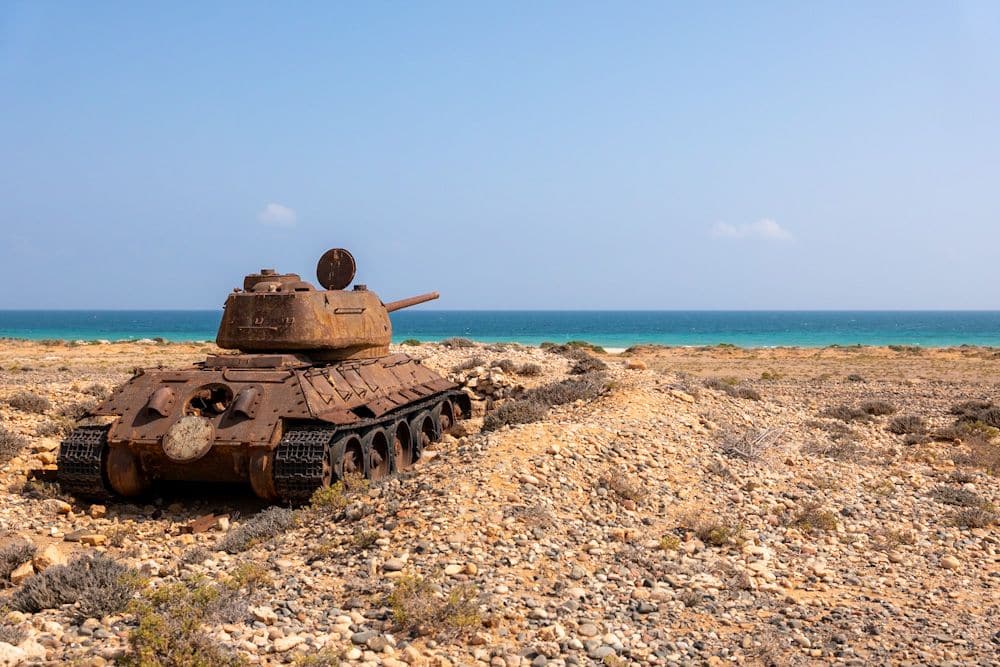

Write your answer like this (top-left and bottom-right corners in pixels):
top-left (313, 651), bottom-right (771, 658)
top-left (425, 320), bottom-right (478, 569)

top-left (409, 410), bottom-right (440, 462)
top-left (391, 420), bottom-right (414, 471)
top-left (331, 434), bottom-right (365, 488)
top-left (362, 428), bottom-right (391, 481)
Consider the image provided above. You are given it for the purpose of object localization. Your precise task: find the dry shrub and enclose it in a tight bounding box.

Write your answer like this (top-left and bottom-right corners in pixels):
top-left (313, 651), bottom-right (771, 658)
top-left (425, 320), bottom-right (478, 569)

top-left (977, 406), bottom-right (1000, 429)
top-left (721, 428), bottom-right (782, 462)
top-left (598, 470), bottom-right (647, 503)
top-left (515, 363), bottom-right (542, 377)
top-left (6, 391), bottom-right (51, 414)
top-left (824, 405), bottom-right (872, 423)
top-left (887, 414), bottom-right (926, 435)
top-left (0, 540), bottom-right (36, 584)
top-left (872, 527), bottom-right (917, 550)
top-left (0, 427), bottom-right (28, 464)
top-left (705, 378), bottom-right (761, 401)
top-left (845, 374), bottom-right (866, 383)
top-left (82, 383), bottom-right (110, 400)
top-left (789, 502), bottom-right (839, 533)
top-left (677, 512), bottom-right (738, 547)
top-left (388, 574), bottom-right (481, 639)
top-left (0, 623), bottom-right (25, 645)
top-left (953, 435), bottom-right (1000, 475)
top-left (34, 419), bottom-right (70, 437)
top-left (440, 337), bottom-right (476, 348)
top-left (953, 508), bottom-right (998, 528)
top-left (400, 339), bottom-right (422, 346)
top-left (59, 398), bottom-right (98, 420)
top-left (861, 400), bottom-right (897, 416)
top-left (219, 507), bottom-right (295, 554)
top-left (950, 400), bottom-right (993, 418)
top-left (481, 400), bottom-right (547, 432)
top-left (493, 359), bottom-right (516, 373)
top-left (804, 439), bottom-right (863, 462)
top-left (930, 485), bottom-right (991, 509)
top-left (123, 579), bottom-right (247, 667)
top-left (569, 355), bottom-right (607, 375)
top-left (451, 357), bottom-right (485, 373)
top-left (524, 374), bottom-right (607, 407)
top-left (12, 553), bottom-right (141, 620)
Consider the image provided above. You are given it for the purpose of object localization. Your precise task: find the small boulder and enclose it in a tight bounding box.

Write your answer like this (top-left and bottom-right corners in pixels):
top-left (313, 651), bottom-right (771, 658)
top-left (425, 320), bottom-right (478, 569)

top-left (10, 561), bottom-right (34, 585)
top-left (33, 544), bottom-right (67, 572)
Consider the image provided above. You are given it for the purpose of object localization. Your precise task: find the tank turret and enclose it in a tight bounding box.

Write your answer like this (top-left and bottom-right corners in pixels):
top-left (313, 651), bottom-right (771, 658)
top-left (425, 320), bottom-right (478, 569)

top-left (215, 248), bottom-right (438, 360)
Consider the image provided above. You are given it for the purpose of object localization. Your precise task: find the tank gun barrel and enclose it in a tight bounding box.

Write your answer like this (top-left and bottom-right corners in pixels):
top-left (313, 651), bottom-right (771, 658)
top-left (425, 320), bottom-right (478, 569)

top-left (384, 291), bottom-right (440, 312)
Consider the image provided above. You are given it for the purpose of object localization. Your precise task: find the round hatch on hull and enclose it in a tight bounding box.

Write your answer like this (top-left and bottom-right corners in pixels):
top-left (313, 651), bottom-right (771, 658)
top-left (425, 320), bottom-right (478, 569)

top-left (162, 416), bottom-right (215, 463)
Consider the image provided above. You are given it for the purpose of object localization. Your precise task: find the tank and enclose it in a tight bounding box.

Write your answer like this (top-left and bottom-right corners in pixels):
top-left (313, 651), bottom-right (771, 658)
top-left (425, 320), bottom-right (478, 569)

top-left (56, 248), bottom-right (470, 503)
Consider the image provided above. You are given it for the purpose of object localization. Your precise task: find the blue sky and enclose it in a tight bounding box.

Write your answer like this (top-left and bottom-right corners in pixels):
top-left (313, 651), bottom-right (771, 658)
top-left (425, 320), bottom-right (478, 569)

top-left (1, 1), bottom-right (998, 309)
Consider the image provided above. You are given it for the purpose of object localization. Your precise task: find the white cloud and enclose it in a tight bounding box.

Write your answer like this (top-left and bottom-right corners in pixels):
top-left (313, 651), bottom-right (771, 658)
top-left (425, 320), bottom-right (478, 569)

top-left (710, 218), bottom-right (791, 241)
top-left (257, 203), bottom-right (297, 227)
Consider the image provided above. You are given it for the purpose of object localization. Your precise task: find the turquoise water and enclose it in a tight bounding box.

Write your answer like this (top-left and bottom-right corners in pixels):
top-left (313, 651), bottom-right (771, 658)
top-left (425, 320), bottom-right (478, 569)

top-left (1, 310), bottom-right (999, 348)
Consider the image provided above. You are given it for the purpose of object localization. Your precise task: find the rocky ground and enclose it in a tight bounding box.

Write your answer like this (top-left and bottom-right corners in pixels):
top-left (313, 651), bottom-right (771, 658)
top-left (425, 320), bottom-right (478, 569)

top-left (0, 339), bottom-right (998, 666)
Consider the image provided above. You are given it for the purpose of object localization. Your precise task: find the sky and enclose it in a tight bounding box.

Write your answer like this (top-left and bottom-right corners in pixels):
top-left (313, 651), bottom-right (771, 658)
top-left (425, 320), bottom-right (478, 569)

top-left (1, 1), bottom-right (999, 310)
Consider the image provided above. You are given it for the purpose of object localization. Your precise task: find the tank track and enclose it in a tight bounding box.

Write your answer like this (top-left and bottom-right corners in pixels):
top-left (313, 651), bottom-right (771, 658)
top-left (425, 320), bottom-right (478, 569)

top-left (56, 425), bottom-right (112, 499)
top-left (273, 425), bottom-right (338, 503)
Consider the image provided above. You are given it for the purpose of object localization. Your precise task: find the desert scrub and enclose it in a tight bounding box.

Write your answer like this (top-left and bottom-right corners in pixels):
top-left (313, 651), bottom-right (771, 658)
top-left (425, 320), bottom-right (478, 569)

top-left (6, 391), bottom-right (51, 414)
top-left (861, 400), bottom-right (897, 416)
top-left (721, 427), bottom-right (783, 462)
top-left (789, 502), bottom-right (839, 533)
top-left (17, 479), bottom-right (67, 501)
top-left (388, 574), bottom-right (481, 639)
top-left (950, 399), bottom-right (993, 418)
top-left (0, 624), bottom-right (24, 645)
top-left (887, 414), bottom-right (926, 435)
top-left (677, 512), bottom-right (739, 547)
top-left (34, 418), bottom-right (70, 437)
top-left (451, 356), bottom-right (485, 373)
top-left (123, 580), bottom-right (247, 667)
top-left (658, 534), bottom-right (681, 551)
top-left (954, 435), bottom-right (1000, 475)
top-left (81, 383), bottom-right (110, 399)
top-left (180, 546), bottom-right (211, 566)
top-left (492, 358), bottom-right (516, 373)
top-left (12, 553), bottom-right (141, 619)
top-left (400, 339), bottom-right (422, 346)
top-left (0, 427), bottom-right (28, 464)
top-left (293, 649), bottom-right (344, 666)
top-left (481, 400), bottom-right (547, 432)
top-left (824, 405), bottom-right (873, 423)
top-left (705, 378), bottom-right (760, 401)
top-left (845, 374), bottom-right (866, 382)
top-left (598, 470), bottom-right (647, 503)
top-left (568, 354), bottom-right (608, 375)
top-left (0, 540), bottom-right (36, 584)
top-left (515, 362), bottom-right (543, 377)
top-left (58, 398), bottom-right (97, 420)
top-left (351, 529), bottom-right (379, 551)
top-left (953, 507), bottom-right (998, 528)
top-left (219, 507), bottom-right (296, 554)
top-left (523, 374), bottom-right (607, 407)
top-left (440, 337), bottom-right (476, 348)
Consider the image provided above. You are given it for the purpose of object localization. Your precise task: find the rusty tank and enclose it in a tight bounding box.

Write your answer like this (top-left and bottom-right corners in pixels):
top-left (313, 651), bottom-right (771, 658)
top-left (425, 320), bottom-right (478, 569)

top-left (56, 248), bottom-right (470, 503)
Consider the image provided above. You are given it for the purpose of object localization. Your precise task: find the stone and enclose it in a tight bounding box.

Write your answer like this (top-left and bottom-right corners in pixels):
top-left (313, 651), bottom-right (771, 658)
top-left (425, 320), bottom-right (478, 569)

top-left (34, 544), bottom-right (67, 572)
top-left (273, 635), bottom-right (305, 652)
top-left (626, 360), bottom-right (647, 370)
top-left (0, 642), bottom-right (26, 667)
top-left (79, 534), bottom-right (107, 546)
top-left (444, 564), bottom-right (463, 576)
top-left (578, 623), bottom-right (600, 638)
top-left (42, 499), bottom-right (72, 515)
top-left (940, 555), bottom-right (960, 570)
top-left (89, 504), bottom-right (107, 519)
top-left (351, 631), bottom-right (376, 645)
top-left (10, 561), bottom-right (34, 585)
top-left (383, 558), bottom-right (406, 572)
top-left (250, 606), bottom-right (278, 624)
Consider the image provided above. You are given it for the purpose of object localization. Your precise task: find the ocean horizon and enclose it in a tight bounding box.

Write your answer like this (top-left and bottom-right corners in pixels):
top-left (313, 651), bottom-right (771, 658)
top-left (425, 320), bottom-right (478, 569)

top-left (1, 309), bottom-right (999, 349)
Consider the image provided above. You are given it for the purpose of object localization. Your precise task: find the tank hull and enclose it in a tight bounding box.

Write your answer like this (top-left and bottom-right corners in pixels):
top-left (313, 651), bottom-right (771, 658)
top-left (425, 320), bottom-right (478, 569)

top-left (58, 353), bottom-right (470, 502)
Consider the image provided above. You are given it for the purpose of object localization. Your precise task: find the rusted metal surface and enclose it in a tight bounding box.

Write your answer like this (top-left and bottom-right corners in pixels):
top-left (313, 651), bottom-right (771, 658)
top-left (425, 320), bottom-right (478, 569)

top-left (59, 248), bottom-right (470, 503)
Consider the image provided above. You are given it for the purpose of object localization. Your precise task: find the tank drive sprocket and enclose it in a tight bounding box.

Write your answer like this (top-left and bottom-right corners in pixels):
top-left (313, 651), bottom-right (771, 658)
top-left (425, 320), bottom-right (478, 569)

top-left (273, 425), bottom-right (338, 502)
top-left (56, 425), bottom-right (112, 499)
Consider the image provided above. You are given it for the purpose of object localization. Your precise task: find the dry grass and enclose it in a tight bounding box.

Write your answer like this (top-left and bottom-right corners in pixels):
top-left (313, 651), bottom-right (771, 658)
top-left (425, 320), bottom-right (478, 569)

top-left (515, 363), bottom-right (543, 377)
top-left (481, 400), bottom-right (547, 432)
top-left (0, 427), bottom-right (28, 464)
top-left (6, 391), bottom-right (51, 414)
top-left (598, 470), bottom-right (648, 503)
top-left (721, 428), bottom-right (783, 462)
top-left (388, 574), bottom-right (481, 639)
top-left (888, 414), bottom-right (926, 435)
top-left (860, 400), bottom-right (897, 416)
top-left (789, 502), bottom-right (839, 533)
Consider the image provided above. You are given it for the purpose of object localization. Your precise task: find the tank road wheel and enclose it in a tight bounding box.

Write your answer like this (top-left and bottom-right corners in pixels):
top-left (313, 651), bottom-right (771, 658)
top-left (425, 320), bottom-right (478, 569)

top-left (331, 434), bottom-right (365, 488)
top-left (57, 425), bottom-right (113, 500)
top-left (391, 421), bottom-right (413, 471)
top-left (273, 425), bottom-right (338, 503)
top-left (437, 399), bottom-right (462, 433)
top-left (362, 428), bottom-right (391, 481)
top-left (409, 410), bottom-right (440, 462)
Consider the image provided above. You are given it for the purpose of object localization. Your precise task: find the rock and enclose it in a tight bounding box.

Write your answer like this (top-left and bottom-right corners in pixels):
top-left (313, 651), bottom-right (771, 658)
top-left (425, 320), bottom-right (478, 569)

top-left (940, 555), bottom-right (960, 570)
top-left (578, 623), bottom-right (600, 638)
top-left (444, 564), bottom-right (463, 576)
top-left (351, 631), bottom-right (375, 645)
top-left (34, 544), bottom-right (67, 572)
top-left (0, 642), bottom-right (26, 667)
top-left (89, 504), bottom-right (107, 519)
top-left (626, 360), bottom-right (647, 370)
top-left (383, 558), bottom-right (406, 572)
top-left (42, 499), bottom-right (72, 515)
top-left (18, 639), bottom-right (45, 662)
top-left (10, 561), bottom-right (34, 585)
top-left (250, 606), bottom-right (278, 625)
top-left (669, 389), bottom-right (695, 403)
top-left (273, 635), bottom-right (304, 652)
top-left (79, 534), bottom-right (106, 546)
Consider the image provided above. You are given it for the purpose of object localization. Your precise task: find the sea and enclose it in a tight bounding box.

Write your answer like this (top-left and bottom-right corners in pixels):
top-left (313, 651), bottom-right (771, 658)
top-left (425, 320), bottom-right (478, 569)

top-left (1, 310), bottom-right (999, 349)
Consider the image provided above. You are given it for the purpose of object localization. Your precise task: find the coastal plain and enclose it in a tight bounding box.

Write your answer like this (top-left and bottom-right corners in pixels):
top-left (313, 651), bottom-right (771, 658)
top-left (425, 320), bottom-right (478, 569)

top-left (0, 340), bottom-right (997, 665)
